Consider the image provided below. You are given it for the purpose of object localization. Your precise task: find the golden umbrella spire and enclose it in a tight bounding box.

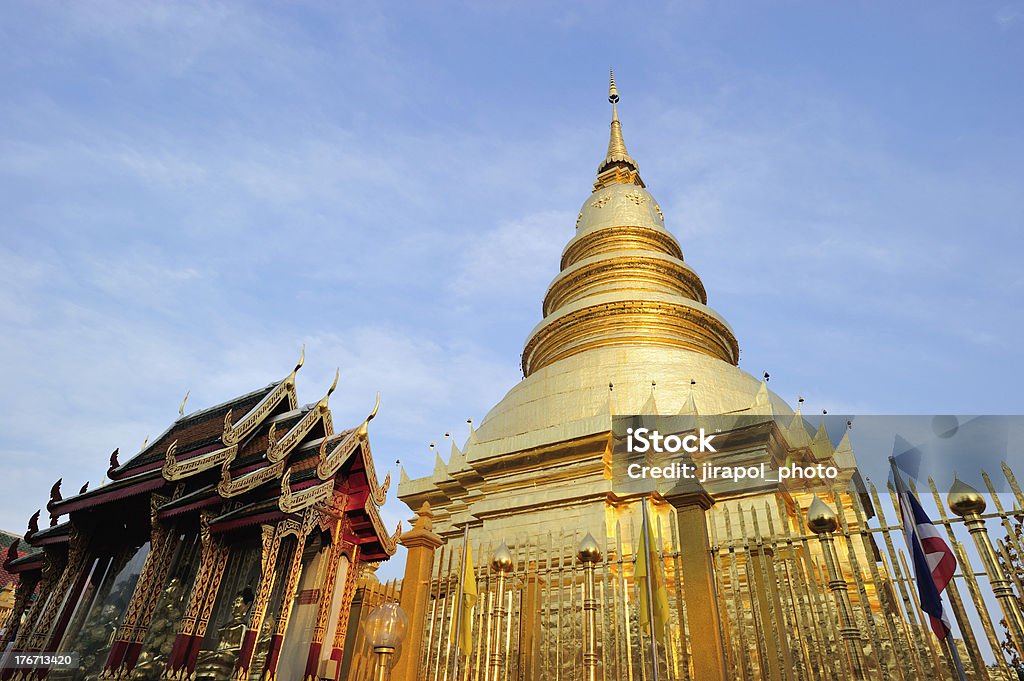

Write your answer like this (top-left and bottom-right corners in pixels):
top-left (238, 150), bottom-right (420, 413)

top-left (596, 69), bottom-right (644, 189)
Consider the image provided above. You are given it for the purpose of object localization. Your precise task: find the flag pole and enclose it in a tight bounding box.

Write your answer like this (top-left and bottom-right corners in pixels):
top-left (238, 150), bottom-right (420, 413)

top-left (450, 523), bottom-right (470, 681)
top-left (640, 497), bottom-right (662, 681)
top-left (889, 457), bottom-right (967, 681)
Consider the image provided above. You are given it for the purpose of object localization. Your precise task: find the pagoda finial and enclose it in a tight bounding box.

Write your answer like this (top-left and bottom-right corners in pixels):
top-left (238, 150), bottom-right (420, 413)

top-left (178, 389), bottom-right (190, 417)
top-left (596, 69), bottom-right (643, 190)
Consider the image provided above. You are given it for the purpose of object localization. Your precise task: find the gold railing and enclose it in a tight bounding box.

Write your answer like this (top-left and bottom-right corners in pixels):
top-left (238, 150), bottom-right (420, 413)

top-left (351, 465), bottom-right (1024, 681)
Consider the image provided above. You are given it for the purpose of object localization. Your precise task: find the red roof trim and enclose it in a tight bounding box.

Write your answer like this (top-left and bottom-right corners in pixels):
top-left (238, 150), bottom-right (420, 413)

top-left (52, 475), bottom-right (165, 516)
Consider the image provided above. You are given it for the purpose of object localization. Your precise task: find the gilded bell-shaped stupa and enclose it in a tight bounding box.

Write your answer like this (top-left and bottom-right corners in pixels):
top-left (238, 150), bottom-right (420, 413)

top-left (399, 73), bottom-right (805, 539)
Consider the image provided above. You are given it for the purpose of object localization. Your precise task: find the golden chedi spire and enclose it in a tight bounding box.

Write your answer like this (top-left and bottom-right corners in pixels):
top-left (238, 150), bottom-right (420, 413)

top-left (519, 72), bottom-right (739, 378)
top-left (595, 70), bottom-right (644, 191)
top-left (436, 71), bottom-right (783, 457)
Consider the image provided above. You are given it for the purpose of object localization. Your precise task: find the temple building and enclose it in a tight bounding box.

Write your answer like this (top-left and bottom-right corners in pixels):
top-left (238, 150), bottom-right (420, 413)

top-left (0, 354), bottom-right (399, 681)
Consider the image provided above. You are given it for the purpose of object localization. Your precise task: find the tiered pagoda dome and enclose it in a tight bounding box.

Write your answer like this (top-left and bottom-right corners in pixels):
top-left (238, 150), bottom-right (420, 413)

top-left (468, 73), bottom-right (792, 458)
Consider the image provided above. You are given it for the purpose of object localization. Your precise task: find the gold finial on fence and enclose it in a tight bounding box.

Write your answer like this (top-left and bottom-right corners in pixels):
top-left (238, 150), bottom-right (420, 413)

top-left (577, 532), bottom-right (603, 563)
top-left (492, 542), bottom-right (514, 572)
top-left (806, 496), bottom-right (839, 534)
top-left (948, 478), bottom-right (986, 516)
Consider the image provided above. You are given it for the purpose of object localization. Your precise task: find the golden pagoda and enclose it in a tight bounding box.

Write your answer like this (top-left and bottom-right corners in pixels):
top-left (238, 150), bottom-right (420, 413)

top-left (396, 70), bottom-right (816, 533)
top-left (390, 74), bottom-right (1024, 681)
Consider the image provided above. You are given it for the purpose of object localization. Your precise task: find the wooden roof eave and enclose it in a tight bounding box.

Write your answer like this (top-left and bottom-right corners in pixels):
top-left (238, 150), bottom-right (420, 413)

top-left (315, 428), bottom-right (390, 507)
top-left (46, 469), bottom-right (164, 518)
top-left (208, 499), bottom-right (298, 535)
top-left (26, 521), bottom-right (71, 548)
top-left (5, 552), bottom-right (45, 573)
top-left (354, 494), bottom-right (400, 558)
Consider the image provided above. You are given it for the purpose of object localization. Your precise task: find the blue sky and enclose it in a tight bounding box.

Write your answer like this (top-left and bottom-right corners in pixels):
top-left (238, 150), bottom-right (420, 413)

top-left (1, 2), bottom-right (1022, 554)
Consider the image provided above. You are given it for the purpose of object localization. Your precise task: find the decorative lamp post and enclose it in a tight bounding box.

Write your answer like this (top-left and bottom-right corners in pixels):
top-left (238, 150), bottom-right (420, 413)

top-left (806, 496), bottom-right (866, 680)
top-left (577, 532), bottom-right (603, 681)
top-left (948, 477), bottom-right (1024, 656)
top-left (364, 602), bottom-right (409, 681)
top-left (489, 542), bottom-right (514, 680)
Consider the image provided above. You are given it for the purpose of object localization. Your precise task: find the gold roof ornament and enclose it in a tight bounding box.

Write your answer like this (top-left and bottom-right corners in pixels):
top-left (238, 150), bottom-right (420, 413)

top-left (356, 392), bottom-right (381, 441)
top-left (317, 368), bottom-right (340, 410)
top-left (806, 496), bottom-right (839, 534)
top-left (178, 390), bottom-right (190, 418)
top-left (595, 69), bottom-right (644, 190)
top-left (948, 477), bottom-right (986, 516)
top-left (286, 345), bottom-right (305, 387)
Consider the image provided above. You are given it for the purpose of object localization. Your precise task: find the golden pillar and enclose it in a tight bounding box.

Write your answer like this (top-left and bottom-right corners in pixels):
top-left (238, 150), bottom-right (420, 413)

top-left (948, 478), bottom-right (1024, 657)
top-left (806, 496), bottom-right (866, 681)
top-left (489, 543), bottom-right (514, 681)
top-left (577, 533), bottom-right (602, 681)
top-left (391, 502), bottom-right (444, 681)
top-left (664, 491), bottom-right (727, 681)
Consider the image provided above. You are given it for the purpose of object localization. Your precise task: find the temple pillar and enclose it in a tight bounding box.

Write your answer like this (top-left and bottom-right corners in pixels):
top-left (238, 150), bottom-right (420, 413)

top-left (163, 514), bottom-right (230, 680)
top-left (101, 495), bottom-right (177, 679)
top-left (3, 557), bottom-right (59, 681)
top-left (303, 518), bottom-right (348, 681)
top-left (391, 502), bottom-right (444, 681)
top-left (24, 529), bottom-right (90, 654)
top-left (263, 509), bottom-right (316, 681)
top-left (326, 544), bottom-right (360, 681)
top-left (231, 524), bottom-right (283, 681)
top-left (0, 573), bottom-right (39, 651)
top-left (663, 492), bottom-right (727, 681)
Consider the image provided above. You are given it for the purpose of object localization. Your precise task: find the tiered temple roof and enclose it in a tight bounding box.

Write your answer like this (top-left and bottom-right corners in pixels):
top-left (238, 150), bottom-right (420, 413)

top-left (4, 354), bottom-right (399, 580)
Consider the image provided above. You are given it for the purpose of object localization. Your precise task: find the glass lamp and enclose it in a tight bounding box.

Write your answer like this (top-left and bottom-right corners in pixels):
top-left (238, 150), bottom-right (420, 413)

top-left (364, 603), bottom-right (409, 681)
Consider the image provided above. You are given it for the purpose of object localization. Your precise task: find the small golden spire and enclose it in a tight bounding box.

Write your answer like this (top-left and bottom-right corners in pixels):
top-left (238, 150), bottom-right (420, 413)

top-left (595, 69), bottom-right (643, 190)
top-left (178, 390), bottom-right (190, 417)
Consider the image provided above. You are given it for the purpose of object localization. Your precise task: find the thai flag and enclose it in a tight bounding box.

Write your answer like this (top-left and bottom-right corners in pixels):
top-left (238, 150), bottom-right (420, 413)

top-left (894, 470), bottom-right (958, 639)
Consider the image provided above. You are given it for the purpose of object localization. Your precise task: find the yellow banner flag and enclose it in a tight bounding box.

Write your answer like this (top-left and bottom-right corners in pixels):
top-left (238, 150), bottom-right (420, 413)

top-left (455, 541), bottom-right (478, 656)
top-left (635, 503), bottom-right (670, 643)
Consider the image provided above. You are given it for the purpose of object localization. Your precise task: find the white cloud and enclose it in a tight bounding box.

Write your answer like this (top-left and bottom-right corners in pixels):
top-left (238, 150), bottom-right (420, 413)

top-left (449, 210), bottom-right (569, 304)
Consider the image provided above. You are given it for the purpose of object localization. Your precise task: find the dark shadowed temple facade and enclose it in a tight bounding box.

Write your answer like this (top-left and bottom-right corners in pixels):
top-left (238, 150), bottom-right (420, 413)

top-left (0, 356), bottom-right (398, 681)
